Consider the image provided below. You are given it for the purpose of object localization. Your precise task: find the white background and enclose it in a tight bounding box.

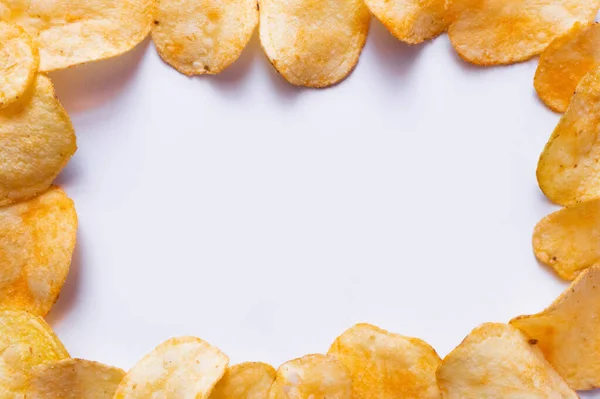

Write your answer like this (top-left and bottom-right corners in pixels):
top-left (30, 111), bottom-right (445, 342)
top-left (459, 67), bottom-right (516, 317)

top-left (45, 21), bottom-right (598, 397)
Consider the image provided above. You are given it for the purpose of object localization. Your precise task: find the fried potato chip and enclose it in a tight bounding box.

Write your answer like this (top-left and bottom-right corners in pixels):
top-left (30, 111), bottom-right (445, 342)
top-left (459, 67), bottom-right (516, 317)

top-left (0, 22), bottom-right (38, 109)
top-left (0, 0), bottom-right (154, 72)
top-left (328, 323), bottom-right (440, 399)
top-left (152, 0), bottom-right (258, 76)
top-left (259, 0), bottom-right (370, 87)
top-left (210, 362), bottom-right (276, 399)
top-left (0, 310), bottom-right (69, 398)
top-left (447, 0), bottom-right (600, 65)
top-left (0, 186), bottom-right (77, 316)
top-left (436, 323), bottom-right (577, 399)
top-left (268, 354), bottom-right (352, 399)
top-left (114, 336), bottom-right (229, 399)
top-left (29, 358), bottom-right (125, 399)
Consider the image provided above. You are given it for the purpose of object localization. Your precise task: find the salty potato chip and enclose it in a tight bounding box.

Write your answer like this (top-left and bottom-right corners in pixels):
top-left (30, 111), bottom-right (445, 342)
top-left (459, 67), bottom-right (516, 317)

top-left (152, 0), bottom-right (258, 75)
top-left (259, 0), bottom-right (370, 87)
top-left (210, 362), bottom-right (276, 399)
top-left (328, 323), bottom-right (441, 399)
top-left (436, 323), bottom-right (577, 399)
top-left (447, 0), bottom-right (600, 65)
top-left (0, 22), bottom-right (38, 109)
top-left (29, 358), bottom-right (125, 399)
top-left (114, 336), bottom-right (229, 399)
top-left (268, 354), bottom-right (352, 399)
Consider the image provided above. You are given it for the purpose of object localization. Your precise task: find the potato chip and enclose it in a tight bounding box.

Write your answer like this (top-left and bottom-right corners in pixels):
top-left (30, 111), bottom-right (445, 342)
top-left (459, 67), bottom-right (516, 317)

top-left (29, 358), bottom-right (125, 399)
top-left (328, 323), bottom-right (440, 399)
top-left (0, 0), bottom-right (154, 72)
top-left (447, 0), bottom-right (600, 65)
top-left (152, 0), bottom-right (258, 76)
top-left (268, 354), bottom-right (352, 399)
top-left (259, 0), bottom-right (370, 87)
top-left (0, 310), bottom-right (69, 398)
top-left (0, 22), bottom-right (38, 109)
top-left (113, 336), bottom-right (229, 399)
top-left (210, 362), bottom-right (276, 399)
top-left (436, 323), bottom-right (577, 398)
top-left (0, 75), bottom-right (76, 206)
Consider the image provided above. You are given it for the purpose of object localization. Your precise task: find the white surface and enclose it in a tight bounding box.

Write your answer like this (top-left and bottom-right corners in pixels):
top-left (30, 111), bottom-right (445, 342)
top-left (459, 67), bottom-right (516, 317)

top-left (46, 21), bottom-right (598, 396)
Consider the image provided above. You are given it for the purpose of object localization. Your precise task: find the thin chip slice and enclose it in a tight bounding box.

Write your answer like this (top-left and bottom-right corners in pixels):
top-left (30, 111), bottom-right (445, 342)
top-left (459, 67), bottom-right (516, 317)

top-left (447, 0), bottom-right (600, 65)
top-left (113, 336), bottom-right (229, 399)
top-left (328, 323), bottom-right (440, 399)
top-left (152, 0), bottom-right (258, 75)
top-left (259, 0), bottom-right (370, 87)
top-left (436, 323), bottom-right (577, 399)
top-left (29, 358), bottom-right (125, 399)
top-left (0, 22), bottom-right (38, 109)
top-left (0, 310), bottom-right (69, 398)
top-left (0, 74), bottom-right (76, 206)
top-left (268, 354), bottom-right (352, 399)
top-left (210, 362), bottom-right (276, 399)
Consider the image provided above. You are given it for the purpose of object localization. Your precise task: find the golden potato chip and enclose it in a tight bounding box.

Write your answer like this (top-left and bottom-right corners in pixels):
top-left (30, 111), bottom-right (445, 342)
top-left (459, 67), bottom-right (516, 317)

top-left (0, 186), bottom-right (77, 316)
top-left (0, 310), bottom-right (69, 398)
top-left (29, 358), bottom-right (125, 399)
top-left (114, 336), bottom-right (229, 399)
top-left (447, 0), bottom-right (600, 65)
top-left (268, 354), bottom-right (352, 399)
top-left (0, 22), bottom-right (38, 109)
top-left (436, 323), bottom-right (577, 399)
top-left (0, 0), bottom-right (154, 72)
top-left (210, 362), bottom-right (276, 399)
top-left (328, 323), bottom-right (440, 399)
top-left (152, 0), bottom-right (258, 76)
top-left (0, 75), bottom-right (76, 206)
top-left (259, 0), bottom-right (370, 87)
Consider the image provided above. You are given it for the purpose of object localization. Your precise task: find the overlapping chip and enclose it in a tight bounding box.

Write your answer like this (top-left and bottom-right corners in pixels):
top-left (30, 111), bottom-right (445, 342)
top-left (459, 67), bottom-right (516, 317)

top-left (210, 362), bottom-right (276, 399)
top-left (328, 323), bottom-right (440, 399)
top-left (259, 0), bottom-right (370, 87)
top-left (436, 323), bottom-right (577, 398)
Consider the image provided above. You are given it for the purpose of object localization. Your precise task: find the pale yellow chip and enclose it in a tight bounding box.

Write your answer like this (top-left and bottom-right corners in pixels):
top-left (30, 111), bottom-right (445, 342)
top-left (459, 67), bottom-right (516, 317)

top-left (29, 358), bottom-right (125, 399)
top-left (259, 0), bottom-right (370, 87)
top-left (328, 323), bottom-right (440, 399)
top-left (114, 336), bottom-right (229, 399)
top-left (0, 310), bottom-right (69, 398)
top-left (447, 0), bottom-right (600, 65)
top-left (0, 22), bottom-right (38, 109)
top-left (436, 323), bottom-right (577, 399)
top-left (210, 362), bottom-right (276, 399)
top-left (0, 0), bottom-right (154, 72)
top-left (0, 74), bottom-right (76, 206)
top-left (152, 0), bottom-right (258, 76)
top-left (268, 354), bottom-right (352, 399)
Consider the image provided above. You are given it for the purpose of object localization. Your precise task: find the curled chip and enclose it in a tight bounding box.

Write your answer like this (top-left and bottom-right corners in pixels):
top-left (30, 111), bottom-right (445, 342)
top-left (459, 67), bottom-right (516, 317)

top-left (29, 358), bottom-right (125, 399)
top-left (0, 22), bottom-right (38, 109)
top-left (0, 0), bottom-right (154, 72)
top-left (152, 0), bottom-right (258, 75)
top-left (535, 23), bottom-right (600, 112)
top-left (259, 0), bottom-right (370, 87)
top-left (0, 75), bottom-right (76, 206)
top-left (268, 354), bottom-right (352, 399)
top-left (436, 323), bottom-right (577, 399)
top-left (210, 362), bottom-right (276, 399)
top-left (328, 323), bottom-right (440, 399)
top-left (447, 0), bottom-right (600, 65)
top-left (114, 336), bottom-right (229, 399)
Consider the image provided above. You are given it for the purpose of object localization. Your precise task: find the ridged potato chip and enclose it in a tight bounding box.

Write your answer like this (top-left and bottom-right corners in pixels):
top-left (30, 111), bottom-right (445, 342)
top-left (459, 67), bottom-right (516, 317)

top-left (268, 354), bottom-right (353, 399)
top-left (0, 186), bottom-right (77, 316)
top-left (29, 358), bottom-right (125, 399)
top-left (0, 75), bottom-right (76, 206)
top-left (210, 362), bottom-right (276, 399)
top-left (328, 323), bottom-right (441, 399)
top-left (152, 0), bottom-right (258, 76)
top-left (436, 323), bottom-right (577, 399)
top-left (0, 22), bottom-right (38, 109)
top-left (259, 0), bottom-right (370, 87)
top-left (447, 0), bottom-right (600, 65)
top-left (114, 336), bottom-right (229, 399)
